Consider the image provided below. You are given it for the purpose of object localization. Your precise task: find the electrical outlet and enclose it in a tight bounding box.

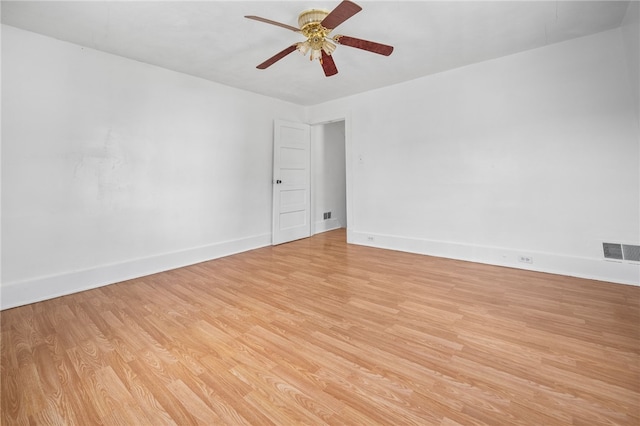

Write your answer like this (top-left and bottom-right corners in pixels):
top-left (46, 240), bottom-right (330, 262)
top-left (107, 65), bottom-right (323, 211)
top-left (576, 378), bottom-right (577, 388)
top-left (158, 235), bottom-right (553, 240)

top-left (518, 255), bottom-right (533, 264)
top-left (367, 236), bottom-right (375, 242)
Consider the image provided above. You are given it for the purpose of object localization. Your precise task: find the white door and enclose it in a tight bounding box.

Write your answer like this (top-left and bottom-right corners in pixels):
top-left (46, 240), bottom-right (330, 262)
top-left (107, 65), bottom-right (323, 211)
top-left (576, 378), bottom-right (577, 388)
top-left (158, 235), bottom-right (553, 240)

top-left (272, 119), bottom-right (311, 245)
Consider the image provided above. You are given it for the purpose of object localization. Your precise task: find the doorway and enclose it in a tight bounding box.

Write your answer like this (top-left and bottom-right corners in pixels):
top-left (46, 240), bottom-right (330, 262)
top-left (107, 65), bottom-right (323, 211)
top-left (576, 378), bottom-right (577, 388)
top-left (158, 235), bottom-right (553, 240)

top-left (311, 120), bottom-right (346, 235)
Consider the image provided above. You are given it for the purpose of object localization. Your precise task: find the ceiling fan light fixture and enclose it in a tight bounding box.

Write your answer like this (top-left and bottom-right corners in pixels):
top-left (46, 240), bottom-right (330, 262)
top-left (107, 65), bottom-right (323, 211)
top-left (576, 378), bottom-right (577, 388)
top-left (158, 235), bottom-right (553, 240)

top-left (322, 39), bottom-right (337, 55)
top-left (297, 41), bottom-right (311, 55)
top-left (310, 49), bottom-right (322, 61)
top-left (299, 39), bottom-right (335, 62)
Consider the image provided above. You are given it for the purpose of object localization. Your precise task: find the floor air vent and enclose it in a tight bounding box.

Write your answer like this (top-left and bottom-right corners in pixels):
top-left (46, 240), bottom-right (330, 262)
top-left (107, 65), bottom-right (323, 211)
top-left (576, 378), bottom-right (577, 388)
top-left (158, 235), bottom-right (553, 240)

top-left (603, 242), bottom-right (640, 262)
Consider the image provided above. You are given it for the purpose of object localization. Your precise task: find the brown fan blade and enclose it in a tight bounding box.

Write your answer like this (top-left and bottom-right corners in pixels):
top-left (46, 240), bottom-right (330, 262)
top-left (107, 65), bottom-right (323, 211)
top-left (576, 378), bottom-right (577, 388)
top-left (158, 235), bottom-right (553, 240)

top-left (321, 51), bottom-right (338, 77)
top-left (321, 0), bottom-right (362, 30)
top-left (257, 45), bottom-right (298, 69)
top-left (334, 35), bottom-right (393, 56)
top-left (245, 15), bottom-right (300, 32)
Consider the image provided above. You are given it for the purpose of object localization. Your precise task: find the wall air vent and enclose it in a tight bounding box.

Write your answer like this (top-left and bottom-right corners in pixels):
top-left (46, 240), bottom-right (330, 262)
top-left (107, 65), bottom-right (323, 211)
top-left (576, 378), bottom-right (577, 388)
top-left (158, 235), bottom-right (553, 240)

top-left (603, 242), bottom-right (640, 262)
top-left (603, 243), bottom-right (623, 260)
top-left (622, 244), bottom-right (640, 262)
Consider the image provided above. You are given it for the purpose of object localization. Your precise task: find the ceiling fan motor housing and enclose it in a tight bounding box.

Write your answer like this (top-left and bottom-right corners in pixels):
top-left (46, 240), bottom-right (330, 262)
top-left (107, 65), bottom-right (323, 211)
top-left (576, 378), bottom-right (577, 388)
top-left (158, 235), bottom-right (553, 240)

top-left (299, 9), bottom-right (331, 47)
top-left (298, 9), bottom-right (330, 30)
top-left (297, 8), bottom-right (336, 59)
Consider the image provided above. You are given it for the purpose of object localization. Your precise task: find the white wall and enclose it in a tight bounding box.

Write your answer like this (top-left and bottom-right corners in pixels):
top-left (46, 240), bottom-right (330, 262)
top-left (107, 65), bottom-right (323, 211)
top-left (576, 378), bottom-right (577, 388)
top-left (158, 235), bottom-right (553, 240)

top-left (309, 28), bottom-right (640, 285)
top-left (312, 121), bottom-right (346, 234)
top-left (3, 23), bottom-right (639, 311)
top-left (1, 25), bottom-right (303, 309)
top-left (622, 1), bottom-right (639, 120)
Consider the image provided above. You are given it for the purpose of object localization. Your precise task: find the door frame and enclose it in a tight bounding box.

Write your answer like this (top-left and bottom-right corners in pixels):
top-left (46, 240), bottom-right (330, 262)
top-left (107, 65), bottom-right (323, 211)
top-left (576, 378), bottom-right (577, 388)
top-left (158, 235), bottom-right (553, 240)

top-left (308, 112), bottom-right (353, 243)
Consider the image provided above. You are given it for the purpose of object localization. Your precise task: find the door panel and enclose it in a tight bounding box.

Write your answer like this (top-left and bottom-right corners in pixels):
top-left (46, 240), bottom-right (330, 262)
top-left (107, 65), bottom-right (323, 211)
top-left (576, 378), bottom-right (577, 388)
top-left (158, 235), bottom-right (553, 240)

top-left (272, 120), bottom-right (311, 245)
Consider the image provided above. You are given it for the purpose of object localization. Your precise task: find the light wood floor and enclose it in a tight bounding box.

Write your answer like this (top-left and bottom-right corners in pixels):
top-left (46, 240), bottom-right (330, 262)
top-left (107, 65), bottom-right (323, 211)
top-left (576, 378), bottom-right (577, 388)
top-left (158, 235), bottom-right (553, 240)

top-left (2, 229), bottom-right (639, 425)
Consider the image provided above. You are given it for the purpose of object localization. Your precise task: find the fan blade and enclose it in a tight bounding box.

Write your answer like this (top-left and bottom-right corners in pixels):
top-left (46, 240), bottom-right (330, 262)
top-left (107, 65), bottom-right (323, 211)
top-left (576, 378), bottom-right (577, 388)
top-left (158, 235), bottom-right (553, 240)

top-left (245, 15), bottom-right (300, 32)
top-left (321, 51), bottom-right (338, 77)
top-left (257, 45), bottom-right (298, 69)
top-left (334, 35), bottom-right (393, 56)
top-left (321, 0), bottom-right (362, 30)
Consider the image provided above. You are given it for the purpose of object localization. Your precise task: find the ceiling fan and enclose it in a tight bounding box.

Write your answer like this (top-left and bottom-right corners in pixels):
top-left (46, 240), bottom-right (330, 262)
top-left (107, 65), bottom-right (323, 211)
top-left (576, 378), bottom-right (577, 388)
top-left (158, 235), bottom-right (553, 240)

top-left (245, 0), bottom-right (394, 77)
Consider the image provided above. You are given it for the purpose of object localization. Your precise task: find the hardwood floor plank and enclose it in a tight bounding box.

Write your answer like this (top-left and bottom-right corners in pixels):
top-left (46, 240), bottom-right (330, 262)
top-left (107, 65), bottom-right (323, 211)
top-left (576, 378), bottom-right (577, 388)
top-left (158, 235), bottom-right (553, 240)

top-left (2, 229), bottom-right (638, 424)
top-left (106, 350), bottom-right (176, 425)
top-left (166, 379), bottom-right (223, 424)
top-left (127, 358), bottom-right (199, 425)
top-left (1, 372), bottom-right (28, 425)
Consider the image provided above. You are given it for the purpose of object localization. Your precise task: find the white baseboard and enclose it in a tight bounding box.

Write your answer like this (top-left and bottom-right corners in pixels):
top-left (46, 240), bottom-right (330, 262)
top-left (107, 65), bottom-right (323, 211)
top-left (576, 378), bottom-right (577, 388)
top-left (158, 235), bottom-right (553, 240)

top-left (349, 231), bottom-right (640, 286)
top-left (1, 233), bottom-right (271, 310)
top-left (314, 218), bottom-right (343, 234)
top-left (5, 231), bottom-right (636, 310)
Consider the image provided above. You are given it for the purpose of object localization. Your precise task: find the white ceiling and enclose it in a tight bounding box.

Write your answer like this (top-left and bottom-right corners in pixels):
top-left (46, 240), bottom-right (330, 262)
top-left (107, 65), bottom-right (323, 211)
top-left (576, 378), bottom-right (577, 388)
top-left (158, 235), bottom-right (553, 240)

top-left (1, 1), bottom-right (631, 106)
